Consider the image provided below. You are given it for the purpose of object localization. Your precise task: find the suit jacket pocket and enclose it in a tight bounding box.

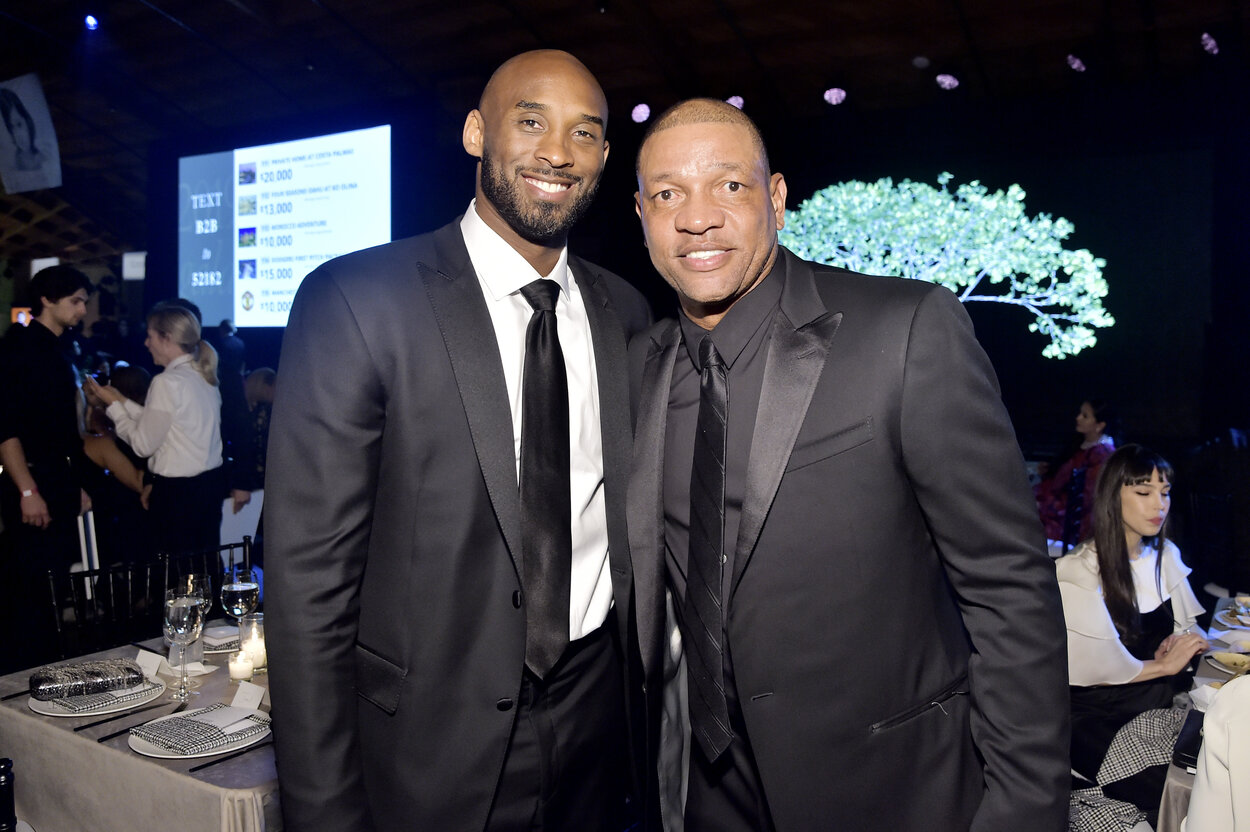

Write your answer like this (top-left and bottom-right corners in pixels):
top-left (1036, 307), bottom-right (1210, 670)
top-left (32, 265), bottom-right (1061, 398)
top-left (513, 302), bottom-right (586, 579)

top-left (784, 416), bottom-right (874, 473)
top-left (355, 642), bottom-right (406, 715)
top-left (869, 675), bottom-right (968, 733)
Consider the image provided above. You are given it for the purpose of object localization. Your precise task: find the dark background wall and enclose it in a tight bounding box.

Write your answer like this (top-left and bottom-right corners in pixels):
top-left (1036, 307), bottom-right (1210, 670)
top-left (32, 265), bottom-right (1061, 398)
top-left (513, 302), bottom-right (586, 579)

top-left (144, 67), bottom-right (1250, 459)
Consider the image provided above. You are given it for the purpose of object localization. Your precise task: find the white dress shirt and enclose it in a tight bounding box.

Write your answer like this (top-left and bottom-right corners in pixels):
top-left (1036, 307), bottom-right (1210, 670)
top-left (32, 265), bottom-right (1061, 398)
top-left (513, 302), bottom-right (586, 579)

top-left (107, 353), bottom-right (223, 478)
top-left (460, 201), bottom-right (612, 641)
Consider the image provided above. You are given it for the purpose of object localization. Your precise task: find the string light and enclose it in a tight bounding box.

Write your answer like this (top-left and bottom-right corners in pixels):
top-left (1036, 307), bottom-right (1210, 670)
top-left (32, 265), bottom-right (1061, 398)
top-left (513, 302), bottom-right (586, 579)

top-left (631, 103), bottom-right (651, 123)
top-left (823, 88), bottom-right (847, 105)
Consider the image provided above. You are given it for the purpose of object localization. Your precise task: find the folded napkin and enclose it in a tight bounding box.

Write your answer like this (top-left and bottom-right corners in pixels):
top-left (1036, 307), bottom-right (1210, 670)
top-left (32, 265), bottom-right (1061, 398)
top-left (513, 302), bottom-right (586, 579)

top-left (29, 659), bottom-right (145, 701)
top-left (130, 703), bottom-right (271, 755)
top-left (164, 660), bottom-right (218, 677)
top-left (203, 630), bottom-right (240, 651)
top-left (53, 679), bottom-right (162, 713)
top-left (1190, 684), bottom-right (1220, 712)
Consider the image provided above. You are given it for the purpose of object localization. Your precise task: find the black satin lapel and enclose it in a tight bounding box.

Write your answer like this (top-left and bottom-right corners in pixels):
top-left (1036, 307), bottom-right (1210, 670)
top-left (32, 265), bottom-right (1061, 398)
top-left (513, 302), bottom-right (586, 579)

top-left (418, 259), bottom-right (524, 570)
top-left (627, 323), bottom-right (680, 676)
top-left (730, 309), bottom-right (843, 596)
top-left (579, 269), bottom-right (635, 635)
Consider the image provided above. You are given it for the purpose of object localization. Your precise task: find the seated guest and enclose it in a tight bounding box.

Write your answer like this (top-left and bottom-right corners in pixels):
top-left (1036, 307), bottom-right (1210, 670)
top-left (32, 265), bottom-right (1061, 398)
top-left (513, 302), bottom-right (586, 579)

top-left (85, 305), bottom-right (223, 556)
top-left (1183, 674), bottom-right (1250, 831)
top-left (1036, 398), bottom-right (1117, 544)
top-left (1058, 444), bottom-right (1207, 826)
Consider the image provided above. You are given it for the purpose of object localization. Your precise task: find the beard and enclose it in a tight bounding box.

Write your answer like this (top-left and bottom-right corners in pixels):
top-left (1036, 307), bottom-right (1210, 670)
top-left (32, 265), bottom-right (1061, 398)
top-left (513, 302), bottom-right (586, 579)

top-left (479, 148), bottom-right (600, 246)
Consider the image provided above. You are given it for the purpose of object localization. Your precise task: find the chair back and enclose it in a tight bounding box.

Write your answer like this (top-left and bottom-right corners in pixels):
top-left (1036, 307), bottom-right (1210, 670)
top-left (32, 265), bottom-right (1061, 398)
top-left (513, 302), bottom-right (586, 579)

top-left (1060, 466), bottom-right (1088, 555)
top-left (161, 537), bottom-right (252, 616)
top-left (46, 560), bottom-right (165, 659)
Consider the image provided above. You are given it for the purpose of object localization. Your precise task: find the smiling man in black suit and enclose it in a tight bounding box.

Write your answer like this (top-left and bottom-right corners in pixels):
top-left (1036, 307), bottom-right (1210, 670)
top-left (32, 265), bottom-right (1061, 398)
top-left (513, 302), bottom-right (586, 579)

top-left (628, 98), bottom-right (1070, 832)
top-left (265, 50), bottom-right (651, 832)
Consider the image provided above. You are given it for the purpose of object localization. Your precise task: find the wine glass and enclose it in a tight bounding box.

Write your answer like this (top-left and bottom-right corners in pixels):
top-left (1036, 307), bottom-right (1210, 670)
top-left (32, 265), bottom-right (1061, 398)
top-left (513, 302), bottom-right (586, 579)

top-left (221, 564), bottom-right (260, 623)
top-left (171, 573), bottom-right (211, 686)
top-left (164, 589), bottom-right (206, 701)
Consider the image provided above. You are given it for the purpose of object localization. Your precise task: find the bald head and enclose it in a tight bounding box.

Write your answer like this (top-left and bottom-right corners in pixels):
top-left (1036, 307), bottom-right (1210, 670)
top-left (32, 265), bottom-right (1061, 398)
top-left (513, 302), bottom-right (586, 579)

top-left (637, 98), bottom-right (769, 175)
top-left (479, 50), bottom-right (608, 133)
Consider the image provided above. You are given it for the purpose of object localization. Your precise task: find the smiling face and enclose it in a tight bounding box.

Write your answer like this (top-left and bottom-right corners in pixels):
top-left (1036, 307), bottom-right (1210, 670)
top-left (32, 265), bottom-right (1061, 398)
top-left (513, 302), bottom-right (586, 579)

top-left (1120, 468), bottom-right (1171, 552)
top-left (463, 51), bottom-right (609, 256)
top-left (635, 120), bottom-right (786, 329)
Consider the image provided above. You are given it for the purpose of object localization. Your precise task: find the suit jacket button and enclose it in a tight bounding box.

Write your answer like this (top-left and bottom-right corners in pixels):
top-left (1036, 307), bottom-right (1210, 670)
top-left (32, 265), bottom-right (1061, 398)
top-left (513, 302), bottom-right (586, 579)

top-left (512, 590), bottom-right (522, 608)
top-left (496, 698), bottom-right (514, 711)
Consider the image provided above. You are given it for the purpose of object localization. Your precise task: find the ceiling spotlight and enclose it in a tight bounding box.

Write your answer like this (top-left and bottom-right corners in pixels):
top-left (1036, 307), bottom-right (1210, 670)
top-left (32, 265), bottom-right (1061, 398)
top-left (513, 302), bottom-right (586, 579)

top-left (1066, 54), bottom-right (1086, 72)
top-left (84, 14), bottom-right (99, 30)
top-left (631, 103), bottom-right (651, 123)
top-left (823, 88), bottom-right (847, 105)
top-left (912, 56), bottom-right (930, 69)
top-left (935, 74), bottom-right (959, 90)
top-left (1202, 33), bottom-right (1219, 55)
top-left (726, 95), bottom-right (744, 109)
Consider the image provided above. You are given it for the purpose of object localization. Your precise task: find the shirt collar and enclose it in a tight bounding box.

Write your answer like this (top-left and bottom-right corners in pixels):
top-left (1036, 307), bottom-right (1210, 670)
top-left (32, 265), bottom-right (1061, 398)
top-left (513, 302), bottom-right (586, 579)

top-left (460, 199), bottom-right (571, 301)
top-left (165, 352), bottom-right (192, 370)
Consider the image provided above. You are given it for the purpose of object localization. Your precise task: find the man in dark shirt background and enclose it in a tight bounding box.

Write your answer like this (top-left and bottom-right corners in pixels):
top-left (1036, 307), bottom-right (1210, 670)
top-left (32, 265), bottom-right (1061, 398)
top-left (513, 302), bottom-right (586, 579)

top-left (0, 264), bottom-right (94, 672)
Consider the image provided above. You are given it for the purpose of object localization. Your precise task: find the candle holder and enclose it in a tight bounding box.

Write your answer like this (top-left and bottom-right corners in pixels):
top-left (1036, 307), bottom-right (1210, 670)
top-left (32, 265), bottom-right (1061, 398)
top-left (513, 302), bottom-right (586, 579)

top-left (228, 650), bottom-right (254, 684)
top-left (238, 613), bottom-right (267, 674)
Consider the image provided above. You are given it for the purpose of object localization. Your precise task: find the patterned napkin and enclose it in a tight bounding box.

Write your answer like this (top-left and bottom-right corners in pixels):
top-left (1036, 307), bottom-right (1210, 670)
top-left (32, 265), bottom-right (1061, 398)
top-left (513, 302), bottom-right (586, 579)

top-left (53, 679), bottom-right (162, 713)
top-left (203, 626), bottom-right (240, 652)
top-left (130, 702), bottom-right (271, 755)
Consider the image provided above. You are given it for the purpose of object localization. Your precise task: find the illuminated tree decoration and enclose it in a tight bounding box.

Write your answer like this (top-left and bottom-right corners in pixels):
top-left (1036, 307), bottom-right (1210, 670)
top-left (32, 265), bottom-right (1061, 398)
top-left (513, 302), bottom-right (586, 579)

top-left (779, 172), bottom-right (1114, 358)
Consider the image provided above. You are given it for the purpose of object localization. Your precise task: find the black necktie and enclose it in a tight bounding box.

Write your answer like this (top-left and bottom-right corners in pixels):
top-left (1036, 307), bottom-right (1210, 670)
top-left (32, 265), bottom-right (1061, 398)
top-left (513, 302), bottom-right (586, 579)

top-left (685, 335), bottom-right (733, 761)
top-left (519, 279), bottom-right (572, 679)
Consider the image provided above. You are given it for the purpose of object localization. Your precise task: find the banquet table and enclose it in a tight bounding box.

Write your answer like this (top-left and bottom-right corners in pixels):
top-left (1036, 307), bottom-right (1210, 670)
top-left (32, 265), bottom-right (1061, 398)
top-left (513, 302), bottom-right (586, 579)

top-left (1156, 597), bottom-right (1248, 832)
top-left (0, 634), bottom-right (280, 832)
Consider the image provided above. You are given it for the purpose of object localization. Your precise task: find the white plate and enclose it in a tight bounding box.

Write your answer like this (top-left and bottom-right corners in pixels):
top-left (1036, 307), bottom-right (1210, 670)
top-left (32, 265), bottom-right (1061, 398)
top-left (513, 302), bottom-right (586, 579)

top-left (1205, 654), bottom-right (1248, 675)
top-left (127, 706), bottom-right (271, 759)
top-left (1215, 609), bottom-right (1250, 629)
top-left (28, 679), bottom-right (166, 717)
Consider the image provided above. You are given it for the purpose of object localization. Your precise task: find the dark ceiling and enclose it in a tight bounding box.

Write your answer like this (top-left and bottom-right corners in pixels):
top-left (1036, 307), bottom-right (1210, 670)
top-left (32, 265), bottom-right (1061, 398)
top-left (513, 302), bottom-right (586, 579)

top-left (0, 0), bottom-right (1245, 266)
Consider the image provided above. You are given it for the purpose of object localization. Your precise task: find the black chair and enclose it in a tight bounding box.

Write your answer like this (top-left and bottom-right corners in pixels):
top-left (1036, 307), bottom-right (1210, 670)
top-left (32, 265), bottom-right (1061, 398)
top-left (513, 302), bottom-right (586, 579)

top-left (161, 536), bottom-right (252, 614)
top-left (1059, 466), bottom-right (1088, 555)
top-left (46, 560), bottom-right (165, 659)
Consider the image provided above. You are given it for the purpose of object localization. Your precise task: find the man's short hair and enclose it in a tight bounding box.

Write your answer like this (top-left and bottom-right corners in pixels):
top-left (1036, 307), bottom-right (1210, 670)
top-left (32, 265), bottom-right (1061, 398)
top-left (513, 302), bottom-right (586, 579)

top-left (636, 98), bottom-right (771, 176)
top-left (29, 265), bottom-right (92, 315)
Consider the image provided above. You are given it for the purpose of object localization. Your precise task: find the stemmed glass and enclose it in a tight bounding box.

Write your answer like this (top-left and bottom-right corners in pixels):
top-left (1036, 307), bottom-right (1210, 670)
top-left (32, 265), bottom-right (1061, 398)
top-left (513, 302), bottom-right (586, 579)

top-left (164, 589), bottom-right (206, 701)
top-left (221, 563), bottom-right (260, 623)
top-left (171, 573), bottom-right (211, 687)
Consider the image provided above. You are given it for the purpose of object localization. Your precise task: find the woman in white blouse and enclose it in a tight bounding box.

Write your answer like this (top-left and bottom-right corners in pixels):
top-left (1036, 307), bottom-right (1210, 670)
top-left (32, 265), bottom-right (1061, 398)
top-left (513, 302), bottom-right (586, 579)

top-left (86, 304), bottom-right (224, 556)
top-left (1057, 444), bottom-right (1208, 820)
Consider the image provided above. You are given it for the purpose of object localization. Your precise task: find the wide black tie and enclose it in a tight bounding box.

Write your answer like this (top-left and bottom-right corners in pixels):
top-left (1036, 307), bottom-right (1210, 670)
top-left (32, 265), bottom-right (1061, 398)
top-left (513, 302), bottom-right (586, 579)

top-left (685, 335), bottom-right (733, 761)
top-left (519, 278), bottom-right (572, 680)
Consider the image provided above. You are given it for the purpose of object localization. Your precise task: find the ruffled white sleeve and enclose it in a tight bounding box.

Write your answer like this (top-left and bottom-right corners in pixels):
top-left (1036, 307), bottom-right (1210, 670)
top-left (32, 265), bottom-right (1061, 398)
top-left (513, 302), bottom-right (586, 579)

top-left (1057, 547), bottom-right (1144, 686)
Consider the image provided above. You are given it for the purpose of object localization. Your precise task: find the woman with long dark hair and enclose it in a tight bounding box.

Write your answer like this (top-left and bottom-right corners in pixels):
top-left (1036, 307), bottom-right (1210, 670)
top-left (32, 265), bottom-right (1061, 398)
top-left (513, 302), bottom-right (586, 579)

top-left (86, 304), bottom-right (224, 555)
top-left (1058, 444), bottom-right (1207, 823)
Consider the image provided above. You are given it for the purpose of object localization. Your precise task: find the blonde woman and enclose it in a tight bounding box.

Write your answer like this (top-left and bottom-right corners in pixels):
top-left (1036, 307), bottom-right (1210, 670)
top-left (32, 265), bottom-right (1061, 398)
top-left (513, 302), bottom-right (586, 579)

top-left (86, 303), bottom-right (224, 555)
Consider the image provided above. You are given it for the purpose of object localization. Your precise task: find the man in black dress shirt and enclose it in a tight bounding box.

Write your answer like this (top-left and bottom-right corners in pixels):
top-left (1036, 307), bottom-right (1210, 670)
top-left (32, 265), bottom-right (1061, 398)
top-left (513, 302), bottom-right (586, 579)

top-left (627, 99), bottom-right (1069, 832)
top-left (0, 265), bottom-right (94, 672)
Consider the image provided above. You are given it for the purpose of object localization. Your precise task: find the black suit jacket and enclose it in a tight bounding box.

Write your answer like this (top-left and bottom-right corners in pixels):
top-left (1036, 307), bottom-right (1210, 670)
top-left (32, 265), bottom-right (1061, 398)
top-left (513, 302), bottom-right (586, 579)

top-left (265, 220), bottom-right (651, 831)
top-left (628, 249), bottom-right (1070, 832)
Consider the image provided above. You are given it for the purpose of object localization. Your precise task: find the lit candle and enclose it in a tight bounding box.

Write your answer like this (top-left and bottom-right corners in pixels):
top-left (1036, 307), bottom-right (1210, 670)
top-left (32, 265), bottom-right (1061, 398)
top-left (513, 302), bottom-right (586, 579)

top-left (229, 651), bottom-right (254, 682)
top-left (243, 637), bottom-right (267, 670)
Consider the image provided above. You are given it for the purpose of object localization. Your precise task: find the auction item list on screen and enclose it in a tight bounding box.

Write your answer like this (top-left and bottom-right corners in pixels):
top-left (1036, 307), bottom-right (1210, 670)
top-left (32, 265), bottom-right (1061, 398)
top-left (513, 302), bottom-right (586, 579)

top-left (179, 124), bottom-right (391, 327)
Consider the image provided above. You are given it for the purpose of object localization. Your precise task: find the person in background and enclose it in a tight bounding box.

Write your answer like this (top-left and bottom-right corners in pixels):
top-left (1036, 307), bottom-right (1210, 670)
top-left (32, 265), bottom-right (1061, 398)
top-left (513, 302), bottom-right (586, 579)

top-left (240, 367), bottom-right (275, 568)
top-left (81, 364), bottom-right (154, 564)
top-left (1058, 443), bottom-right (1207, 828)
top-left (1035, 398), bottom-right (1118, 545)
top-left (214, 319), bottom-right (253, 515)
top-left (0, 265), bottom-right (94, 672)
top-left (86, 305), bottom-right (223, 556)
